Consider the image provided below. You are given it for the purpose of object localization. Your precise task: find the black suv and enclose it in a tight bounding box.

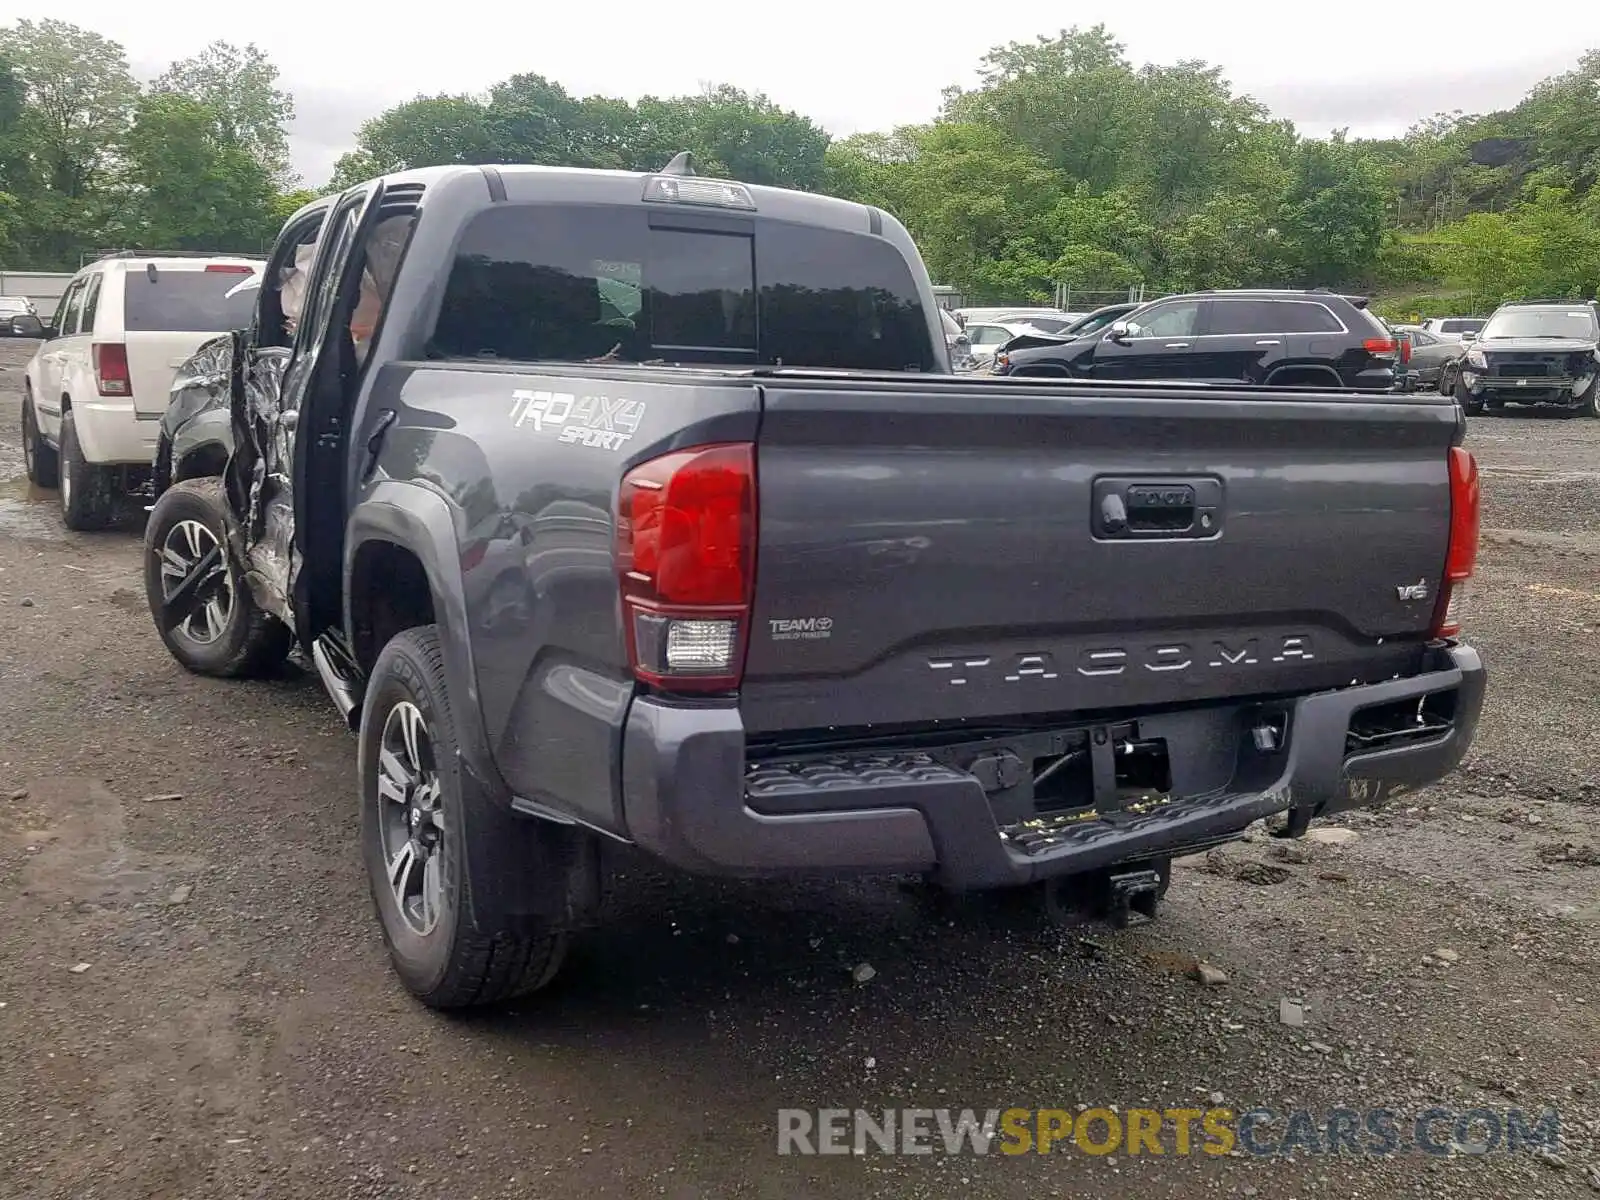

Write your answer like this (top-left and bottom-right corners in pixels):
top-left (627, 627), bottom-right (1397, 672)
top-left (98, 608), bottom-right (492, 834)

top-left (1449, 300), bottom-right (1600, 417)
top-left (994, 289), bottom-right (1398, 389)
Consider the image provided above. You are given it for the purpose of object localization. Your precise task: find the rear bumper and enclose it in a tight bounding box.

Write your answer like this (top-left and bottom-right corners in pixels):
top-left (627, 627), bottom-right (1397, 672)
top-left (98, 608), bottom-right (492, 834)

top-left (65, 400), bottom-right (160, 466)
top-left (619, 645), bottom-right (1485, 889)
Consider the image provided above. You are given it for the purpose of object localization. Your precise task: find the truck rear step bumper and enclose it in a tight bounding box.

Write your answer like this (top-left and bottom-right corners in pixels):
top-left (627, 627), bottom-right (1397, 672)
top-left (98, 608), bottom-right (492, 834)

top-left (619, 645), bottom-right (1484, 890)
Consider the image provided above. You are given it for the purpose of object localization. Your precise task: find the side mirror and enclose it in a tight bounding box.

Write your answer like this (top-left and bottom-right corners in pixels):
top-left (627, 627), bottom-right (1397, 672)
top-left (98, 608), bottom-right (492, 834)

top-left (10, 314), bottom-right (45, 338)
top-left (1107, 320), bottom-right (1132, 342)
top-left (1460, 331), bottom-right (1477, 342)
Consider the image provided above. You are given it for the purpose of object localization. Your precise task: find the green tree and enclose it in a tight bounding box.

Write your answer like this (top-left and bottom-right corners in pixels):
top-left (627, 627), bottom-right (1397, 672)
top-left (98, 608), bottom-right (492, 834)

top-left (1275, 135), bottom-right (1388, 285)
top-left (636, 86), bottom-right (829, 189)
top-left (120, 92), bottom-right (277, 252)
top-left (947, 26), bottom-right (1140, 193)
top-left (890, 123), bottom-right (1067, 300)
top-left (1446, 211), bottom-right (1538, 307)
top-left (336, 94), bottom-right (496, 181)
top-left (0, 19), bottom-right (137, 266)
top-left (485, 74), bottom-right (599, 165)
top-left (154, 41), bottom-right (295, 184)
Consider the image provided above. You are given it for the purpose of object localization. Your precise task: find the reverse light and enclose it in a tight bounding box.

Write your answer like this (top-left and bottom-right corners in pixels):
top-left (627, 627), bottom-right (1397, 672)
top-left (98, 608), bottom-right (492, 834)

top-left (1430, 446), bottom-right (1480, 640)
top-left (92, 343), bottom-right (131, 397)
top-left (617, 443), bottom-right (756, 692)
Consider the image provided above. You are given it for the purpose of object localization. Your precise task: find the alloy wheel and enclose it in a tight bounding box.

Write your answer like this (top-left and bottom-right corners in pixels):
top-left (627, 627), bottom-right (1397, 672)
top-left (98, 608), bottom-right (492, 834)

top-left (375, 700), bottom-right (446, 936)
top-left (157, 519), bottom-right (234, 643)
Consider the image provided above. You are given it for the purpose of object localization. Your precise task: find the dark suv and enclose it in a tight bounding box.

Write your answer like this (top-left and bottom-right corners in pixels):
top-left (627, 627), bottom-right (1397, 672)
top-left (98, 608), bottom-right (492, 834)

top-left (1449, 300), bottom-right (1600, 417)
top-left (994, 289), bottom-right (1399, 389)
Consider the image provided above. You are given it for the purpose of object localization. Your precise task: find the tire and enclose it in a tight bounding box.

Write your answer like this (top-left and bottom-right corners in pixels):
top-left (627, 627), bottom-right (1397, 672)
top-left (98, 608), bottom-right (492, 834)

top-left (21, 392), bottom-right (59, 488)
top-left (57, 410), bottom-right (118, 530)
top-left (360, 625), bottom-right (568, 1009)
top-left (1583, 385), bottom-right (1600, 419)
top-left (142, 477), bottom-right (292, 677)
top-left (1454, 377), bottom-right (1483, 416)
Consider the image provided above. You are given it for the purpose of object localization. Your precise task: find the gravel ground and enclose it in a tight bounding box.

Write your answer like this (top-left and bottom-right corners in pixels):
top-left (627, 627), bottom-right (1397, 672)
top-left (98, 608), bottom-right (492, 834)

top-left (2, 336), bottom-right (1598, 1200)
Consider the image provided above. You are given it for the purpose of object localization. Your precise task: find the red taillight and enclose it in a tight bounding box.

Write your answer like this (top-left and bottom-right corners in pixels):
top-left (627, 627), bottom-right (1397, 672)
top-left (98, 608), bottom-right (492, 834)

top-left (205, 263), bottom-right (254, 273)
top-left (1430, 446), bottom-right (1480, 639)
top-left (1364, 337), bottom-right (1398, 358)
top-left (1399, 337), bottom-right (1412, 365)
top-left (617, 442), bottom-right (755, 692)
top-left (92, 343), bottom-right (131, 397)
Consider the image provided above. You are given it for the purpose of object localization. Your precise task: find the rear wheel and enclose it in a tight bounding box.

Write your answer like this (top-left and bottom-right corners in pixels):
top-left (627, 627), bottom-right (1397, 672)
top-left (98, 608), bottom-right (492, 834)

top-left (142, 477), bottom-right (291, 676)
top-left (21, 392), bottom-right (58, 488)
top-left (58, 410), bottom-right (117, 530)
top-left (361, 625), bottom-right (569, 1009)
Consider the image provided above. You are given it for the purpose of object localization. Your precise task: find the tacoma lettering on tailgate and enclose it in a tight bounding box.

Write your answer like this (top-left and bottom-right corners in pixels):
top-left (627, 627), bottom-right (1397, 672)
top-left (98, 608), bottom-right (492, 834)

top-left (929, 636), bottom-right (1314, 685)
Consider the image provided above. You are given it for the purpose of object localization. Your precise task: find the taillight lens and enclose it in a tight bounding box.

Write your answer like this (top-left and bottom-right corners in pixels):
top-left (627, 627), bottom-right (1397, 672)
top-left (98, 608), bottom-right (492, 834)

top-left (204, 263), bottom-right (255, 273)
top-left (1430, 446), bottom-right (1480, 639)
top-left (617, 442), bottom-right (755, 692)
top-left (1364, 337), bottom-right (1398, 359)
top-left (1399, 337), bottom-right (1412, 365)
top-left (92, 343), bottom-right (131, 397)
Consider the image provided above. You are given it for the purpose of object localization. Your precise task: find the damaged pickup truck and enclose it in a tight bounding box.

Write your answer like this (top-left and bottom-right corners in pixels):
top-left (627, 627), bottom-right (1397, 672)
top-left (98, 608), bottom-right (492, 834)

top-left (144, 158), bottom-right (1487, 1009)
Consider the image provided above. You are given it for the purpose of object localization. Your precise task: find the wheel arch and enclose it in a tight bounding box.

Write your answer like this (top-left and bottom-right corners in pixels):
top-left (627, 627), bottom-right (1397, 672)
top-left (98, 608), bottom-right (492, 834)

top-left (345, 482), bottom-right (499, 788)
top-left (172, 440), bottom-right (230, 485)
top-left (1265, 364), bottom-right (1344, 388)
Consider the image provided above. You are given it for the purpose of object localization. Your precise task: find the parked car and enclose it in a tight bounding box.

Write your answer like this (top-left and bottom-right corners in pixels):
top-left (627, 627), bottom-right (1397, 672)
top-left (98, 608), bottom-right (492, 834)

top-left (963, 320), bottom-right (1037, 365)
top-left (1420, 317), bottom-right (1485, 344)
top-left (144, 160), bottom-right (1482, 1010)
top-left (953, 306), bottom-right (1064, 325)
top-left (991, 302), bottom-right (1144, 372)
top-left (994, 289), bottom-right (1399, 389)
top-left (0, 295), bottom-right (38, 336)
top-left (1446, 299), bottom-right (1600, 416)
top-left (14, 252), bottom-right (265, 529)
top-left (991, 309), bottom-right (1079, 332)
top-left (940, 308), bottom-right (973, 367)
top-left (1393, 325), bottom-right (1467, 392)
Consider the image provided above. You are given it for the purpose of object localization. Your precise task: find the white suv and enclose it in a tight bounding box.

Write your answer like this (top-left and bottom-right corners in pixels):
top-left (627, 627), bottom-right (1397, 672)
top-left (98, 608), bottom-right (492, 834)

top-left (18, 252), bottom-right (264, 529)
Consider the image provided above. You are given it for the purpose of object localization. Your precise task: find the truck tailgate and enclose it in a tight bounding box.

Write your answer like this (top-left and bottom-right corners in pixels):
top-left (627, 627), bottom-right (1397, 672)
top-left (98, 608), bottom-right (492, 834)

top-left (742, 380), bottom-right (1458, 735)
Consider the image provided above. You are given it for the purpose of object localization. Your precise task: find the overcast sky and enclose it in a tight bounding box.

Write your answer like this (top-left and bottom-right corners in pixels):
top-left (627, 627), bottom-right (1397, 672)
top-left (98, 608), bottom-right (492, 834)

top-left (45, 0), bottom-right (1600, 187)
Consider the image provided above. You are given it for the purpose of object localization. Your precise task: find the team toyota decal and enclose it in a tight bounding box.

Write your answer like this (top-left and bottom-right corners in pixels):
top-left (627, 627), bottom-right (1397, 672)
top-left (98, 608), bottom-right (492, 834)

top-left (509, 388), bottom-right (646, 451)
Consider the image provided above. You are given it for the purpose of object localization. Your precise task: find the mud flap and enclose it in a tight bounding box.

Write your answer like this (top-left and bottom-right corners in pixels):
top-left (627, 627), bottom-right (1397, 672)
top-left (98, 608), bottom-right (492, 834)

top-left (456, 756), bottom-right (602, 933)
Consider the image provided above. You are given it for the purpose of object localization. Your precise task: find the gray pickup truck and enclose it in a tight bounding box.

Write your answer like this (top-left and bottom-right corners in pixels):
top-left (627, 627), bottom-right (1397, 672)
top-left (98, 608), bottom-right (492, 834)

top-left (142, 158), bottom-right (1486, 1009)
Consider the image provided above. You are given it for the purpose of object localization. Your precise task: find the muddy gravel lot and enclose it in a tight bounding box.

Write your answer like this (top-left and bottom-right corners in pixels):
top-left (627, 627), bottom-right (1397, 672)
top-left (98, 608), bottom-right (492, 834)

top-left (2, 336), bottom-right (1599, 1200)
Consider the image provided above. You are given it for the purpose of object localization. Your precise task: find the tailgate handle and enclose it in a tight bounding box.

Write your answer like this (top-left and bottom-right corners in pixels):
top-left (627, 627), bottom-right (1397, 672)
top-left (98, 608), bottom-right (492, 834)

top-left (1094, 477), bottom-right (1222, 540)
top-left (1125, 484), bottom-right (1196, 531)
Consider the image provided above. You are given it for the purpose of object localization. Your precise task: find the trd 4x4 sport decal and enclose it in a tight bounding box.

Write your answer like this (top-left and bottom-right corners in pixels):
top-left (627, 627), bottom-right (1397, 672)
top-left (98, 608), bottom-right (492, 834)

top-left (509, 388), bottom-right (646, 451)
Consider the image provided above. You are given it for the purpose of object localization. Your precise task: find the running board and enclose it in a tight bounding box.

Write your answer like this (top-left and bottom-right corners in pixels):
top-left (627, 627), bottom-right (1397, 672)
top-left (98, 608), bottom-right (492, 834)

top-left (311, 633), bottom-right (364, 729)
